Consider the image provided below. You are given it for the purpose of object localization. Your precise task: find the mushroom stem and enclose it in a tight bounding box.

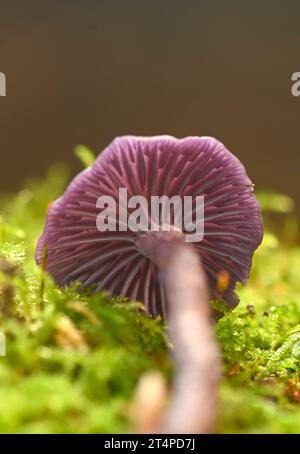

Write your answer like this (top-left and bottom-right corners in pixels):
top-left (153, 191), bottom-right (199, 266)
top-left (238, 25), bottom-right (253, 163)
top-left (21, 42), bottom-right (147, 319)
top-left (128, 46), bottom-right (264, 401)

top-left (156, 237), bottom-right (221, 433)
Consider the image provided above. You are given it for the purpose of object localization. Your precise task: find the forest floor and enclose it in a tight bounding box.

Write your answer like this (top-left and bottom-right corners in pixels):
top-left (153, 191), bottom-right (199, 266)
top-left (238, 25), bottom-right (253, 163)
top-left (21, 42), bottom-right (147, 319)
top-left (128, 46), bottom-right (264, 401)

top-left (0, 161), bottom-right (299, 433)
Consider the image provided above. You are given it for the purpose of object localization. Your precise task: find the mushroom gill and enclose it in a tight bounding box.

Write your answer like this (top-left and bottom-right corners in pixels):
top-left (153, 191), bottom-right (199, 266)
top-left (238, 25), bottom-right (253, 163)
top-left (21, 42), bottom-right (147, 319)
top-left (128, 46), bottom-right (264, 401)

top-left (36, 135), bottom-right (263, 317)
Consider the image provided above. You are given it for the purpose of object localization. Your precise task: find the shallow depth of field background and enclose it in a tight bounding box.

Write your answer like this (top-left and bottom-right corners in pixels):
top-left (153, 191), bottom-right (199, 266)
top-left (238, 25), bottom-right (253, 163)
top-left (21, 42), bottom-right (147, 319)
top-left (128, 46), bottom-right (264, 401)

top-left (1, 1), bottom-right (300, 435)
top-left (0, 0), bottom-right (299, 209)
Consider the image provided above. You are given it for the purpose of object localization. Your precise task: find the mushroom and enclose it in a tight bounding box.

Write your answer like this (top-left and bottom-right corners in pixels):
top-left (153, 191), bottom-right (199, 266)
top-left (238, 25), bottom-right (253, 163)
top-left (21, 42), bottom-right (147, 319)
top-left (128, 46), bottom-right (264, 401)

top-left (36, 135), bottom-right (263, 433)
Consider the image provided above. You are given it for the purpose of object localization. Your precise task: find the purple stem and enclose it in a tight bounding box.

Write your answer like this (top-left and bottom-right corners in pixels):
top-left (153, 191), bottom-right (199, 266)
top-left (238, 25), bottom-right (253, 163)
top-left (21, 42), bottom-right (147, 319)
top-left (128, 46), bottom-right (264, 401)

top-left (148, 233), bottom-right (221, 433)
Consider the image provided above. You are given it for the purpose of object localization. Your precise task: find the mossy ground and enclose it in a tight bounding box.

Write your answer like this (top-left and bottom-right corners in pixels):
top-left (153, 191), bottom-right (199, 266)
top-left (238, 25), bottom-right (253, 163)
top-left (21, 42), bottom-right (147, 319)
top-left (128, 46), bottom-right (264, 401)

top-left (0, 163), bottom-right (299, 433)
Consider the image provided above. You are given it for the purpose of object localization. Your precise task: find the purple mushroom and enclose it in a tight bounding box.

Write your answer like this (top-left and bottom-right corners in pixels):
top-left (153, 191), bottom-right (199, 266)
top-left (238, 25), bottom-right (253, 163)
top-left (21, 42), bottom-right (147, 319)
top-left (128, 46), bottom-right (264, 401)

top-left (36, 135), bottom-right (263, 433)
top-left (36, 135), bottom-right (263, 317)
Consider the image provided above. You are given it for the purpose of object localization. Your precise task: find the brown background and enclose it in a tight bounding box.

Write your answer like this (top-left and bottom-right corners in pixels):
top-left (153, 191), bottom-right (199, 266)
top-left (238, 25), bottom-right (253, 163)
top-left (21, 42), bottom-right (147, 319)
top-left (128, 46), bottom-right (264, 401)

top-left (0, 0), bottom-right (299, 209)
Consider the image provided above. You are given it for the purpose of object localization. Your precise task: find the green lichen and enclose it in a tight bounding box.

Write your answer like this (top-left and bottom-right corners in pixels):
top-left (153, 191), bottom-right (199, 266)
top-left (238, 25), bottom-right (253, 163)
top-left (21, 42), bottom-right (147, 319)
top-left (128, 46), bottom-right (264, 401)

top-left (0, 163), bottom-right (299, 433)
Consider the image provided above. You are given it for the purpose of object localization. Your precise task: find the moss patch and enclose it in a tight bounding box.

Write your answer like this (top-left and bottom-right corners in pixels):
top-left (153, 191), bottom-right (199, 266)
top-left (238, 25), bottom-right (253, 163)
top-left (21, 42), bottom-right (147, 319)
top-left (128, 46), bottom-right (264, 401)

top-left (0, 165), bottom-right (299, 433)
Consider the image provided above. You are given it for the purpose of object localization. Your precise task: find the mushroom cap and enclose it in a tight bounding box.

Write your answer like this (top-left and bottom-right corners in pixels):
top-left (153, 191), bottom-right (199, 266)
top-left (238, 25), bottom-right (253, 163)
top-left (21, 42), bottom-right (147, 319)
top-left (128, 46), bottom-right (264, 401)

top-left (36, 135), bottom-right (263, 316)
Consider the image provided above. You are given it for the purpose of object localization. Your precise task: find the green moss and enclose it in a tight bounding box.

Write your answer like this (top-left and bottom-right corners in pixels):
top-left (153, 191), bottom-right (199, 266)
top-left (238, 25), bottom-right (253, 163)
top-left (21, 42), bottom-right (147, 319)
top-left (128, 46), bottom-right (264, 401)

top-left (0, 165), bottom-right (299, 433)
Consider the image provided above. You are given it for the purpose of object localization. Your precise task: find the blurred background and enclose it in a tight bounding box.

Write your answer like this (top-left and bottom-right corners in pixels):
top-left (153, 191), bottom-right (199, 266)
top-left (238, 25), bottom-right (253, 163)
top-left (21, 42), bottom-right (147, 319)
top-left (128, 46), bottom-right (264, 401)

top-left (0, 0), bottom-right (299, 210)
